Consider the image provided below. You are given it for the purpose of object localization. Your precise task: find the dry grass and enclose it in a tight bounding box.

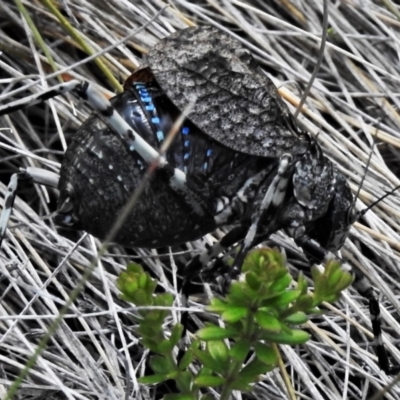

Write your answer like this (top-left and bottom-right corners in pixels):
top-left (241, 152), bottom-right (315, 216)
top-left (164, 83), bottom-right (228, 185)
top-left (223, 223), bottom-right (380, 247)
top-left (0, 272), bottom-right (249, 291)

top-left (1, 1), bottom-right (400, 399)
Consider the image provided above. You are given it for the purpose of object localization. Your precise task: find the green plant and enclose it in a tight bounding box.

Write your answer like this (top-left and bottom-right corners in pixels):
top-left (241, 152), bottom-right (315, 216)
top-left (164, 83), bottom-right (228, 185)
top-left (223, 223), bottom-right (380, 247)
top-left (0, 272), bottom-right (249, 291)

top-left (117, 249), bottom-right (353, 400)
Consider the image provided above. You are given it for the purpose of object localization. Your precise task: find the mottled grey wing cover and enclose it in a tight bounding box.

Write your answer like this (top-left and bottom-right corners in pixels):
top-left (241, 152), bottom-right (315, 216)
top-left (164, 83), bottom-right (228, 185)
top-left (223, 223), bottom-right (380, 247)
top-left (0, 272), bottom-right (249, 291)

top-left (148, 25), bottom-right (308, 157)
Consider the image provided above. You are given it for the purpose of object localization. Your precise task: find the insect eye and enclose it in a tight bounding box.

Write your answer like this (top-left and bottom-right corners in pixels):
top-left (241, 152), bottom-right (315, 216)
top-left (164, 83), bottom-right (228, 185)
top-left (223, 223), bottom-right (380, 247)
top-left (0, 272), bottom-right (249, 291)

top-left (347, 205), bottom-right (358, 225)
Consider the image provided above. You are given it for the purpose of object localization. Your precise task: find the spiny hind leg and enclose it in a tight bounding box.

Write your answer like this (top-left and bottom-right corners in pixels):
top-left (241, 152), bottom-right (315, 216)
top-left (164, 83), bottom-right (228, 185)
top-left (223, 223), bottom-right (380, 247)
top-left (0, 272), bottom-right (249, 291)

top-left (0, 80), bottom-right (208, 215)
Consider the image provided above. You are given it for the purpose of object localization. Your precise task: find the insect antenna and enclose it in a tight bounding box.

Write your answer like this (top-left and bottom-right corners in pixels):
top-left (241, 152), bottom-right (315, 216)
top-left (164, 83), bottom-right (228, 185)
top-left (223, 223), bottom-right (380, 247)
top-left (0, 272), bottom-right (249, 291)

top-left (358, 184), bottom-right (400, 219)
top-left (347, 117), bottom-right (396, 223)
top-left (349, 127), bottom-right (400, 222)
top-left (293, 0), bottom-right (328, 121)
top-left (344, 144), bottom-right (376, 227)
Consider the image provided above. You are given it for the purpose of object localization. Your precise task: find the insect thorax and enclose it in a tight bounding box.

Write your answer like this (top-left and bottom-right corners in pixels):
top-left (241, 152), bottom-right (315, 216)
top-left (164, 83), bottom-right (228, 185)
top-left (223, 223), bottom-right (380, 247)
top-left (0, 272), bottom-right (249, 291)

top-left (304, 171), bottom-right (354, 252)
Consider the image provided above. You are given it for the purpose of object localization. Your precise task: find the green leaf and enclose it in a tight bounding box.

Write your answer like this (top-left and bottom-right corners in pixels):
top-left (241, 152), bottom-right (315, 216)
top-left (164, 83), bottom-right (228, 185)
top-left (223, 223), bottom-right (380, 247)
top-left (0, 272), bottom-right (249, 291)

top-left (194, 375), bottom-right (225, 387)
top-left (227, 282), bottom-right (251, 305)
top-left (126, 263), bottom-right (144, 274)
top-left (229, 339), bottom-right (251, 362)
top-left (157, 338), bottom-right (175, 354)
top-left (324, 263), bottom-right (353, 293)
top-left (170, 324), bottom-right (184, 347)
top-left (279, 321), bottom-right (294, 335)
top-left (208, 340), bottom-right (229, 364)
top-left (311, 266), bottom-right (322, 282)
top-left (335, 272), bottom-right (353, 292)
top-left (138, 373), bottom-right (168, 384)
top-left (229, 378), bottom-right (253, 392)
top-left (176, 371), bottom-right (193, 393)
top-left (207, 298), bottom-right (228, 313)
top-left (294, 294), bottom-right (314, 310)
top-left (284, 311), bottom-right (308, 325)
top-left (238, 358), bottom-right (271, 381)
top-left (255, 311), bottom-right (282, 332)
top-left (178, 349), bottom-right (194, 371)
top-left (117, 273), bottom-right (138, 294)
top-left (141, 338), bottom-right (162, 353)
top-left (133, 288), bottom-right (152, 306)
top-left (154, 292), bottom-right (174, 307)
top-left (245, 271), bottom-right (262, 291)
top-left (254, 343), bottom-right (278, 366)
top-left (144, 309), bottom-right (167, 323)
top-left (149, 355), bottom-right (174, 374)
top-left (221, 306), bottom-right (248, 322)
top-left (138, 323), bottom-right (162, 339)
top-left (269, 273), bottom-right (292, 293)
top-left (243, 249), bottom-right (287, 278)
top-left (261, 329), bottom-right (310, 345)
top-left (138, 271), bottom-right (148, 289)
top-left (144, 274), bottom-right (158, 293)
top-left (297, 273), bottom-right (308, 294)
top-left (193, 349), bottom-right (226, 371)
top-left (270, 290), bottom-right (301, 307)
top-left (197, 326), bottom-right (238, 341)
top-left (197, 367), bottom-right (213, 377)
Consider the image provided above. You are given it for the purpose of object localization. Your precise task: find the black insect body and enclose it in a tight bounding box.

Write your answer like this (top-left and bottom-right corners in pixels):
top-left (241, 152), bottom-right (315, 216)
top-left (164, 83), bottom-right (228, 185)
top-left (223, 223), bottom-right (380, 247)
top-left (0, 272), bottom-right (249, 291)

top-left (57, 76), bottom-right (274, 247)
top-left (58, 27), bottom-right (348, 256)
top-left (0, 25), bottom-right (397, 374)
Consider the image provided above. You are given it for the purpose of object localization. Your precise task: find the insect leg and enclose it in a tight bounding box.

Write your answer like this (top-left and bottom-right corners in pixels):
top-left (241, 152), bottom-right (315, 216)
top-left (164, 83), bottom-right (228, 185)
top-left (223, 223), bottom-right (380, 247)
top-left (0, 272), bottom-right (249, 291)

top-left (1, 81), bottom-right (205, 215)
top-left (0, 80), bottom-right (81, 116)
top-left (184, 153), bottom-right (293, 284)
top-left (0, 81), bottom-right (186, 183)
top-left (298, 236), bottom-right (400, 375)
top-left (183, 155), bottom-right (292, 289)
top-left (0, 167), bottom-right (59, 247)
top-left (183, 225), bottom-right (249, 281)
top-left (228, 154), bottom-right (294, 282)
top-left (180, 226), bottom-right (249, 343)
